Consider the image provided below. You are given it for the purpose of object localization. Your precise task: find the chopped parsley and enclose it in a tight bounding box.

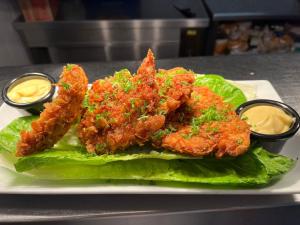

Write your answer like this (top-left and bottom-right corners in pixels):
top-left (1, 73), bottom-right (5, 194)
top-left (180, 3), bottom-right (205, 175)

top-left (190, 106), bottom-right (226, 137)
top-left (181, 133), bottom-right (193, 139)
top-left (61, 81), bottom-right (71, 90)
top-left (242, 115), bottom-right (248, 121)
top-left (156, 72), bottom-right (165, 78)
top-left (109, 118), bottom-right (117, 123)
top-left (66, 64), bottom-right (75, 71)
top-left (206, 126), bottom-right (219, 134)
top-left (191, 92), bottom-right (201, 101)
top-left (237, 138), bottom-right (243, 145)
top-left (181, 81), bottom-right (190, 86)
top-left (112, 69), bottom-right (135, 93)
top-left (124, 112), bottom-right (131, 118)
top-left (158, 109), bottom-right (167, 115)
top-left (139, 101), bottom-right (148, 115)
top-left (172, 68), bottom-right (189, 74)
top-left (96, 111), bottom-right (110, 121)
top-left (83, 93), bottom-right (95, 112)
top-left (159, 98), bottom-right (166, 104)
top-left (130, 98), bottom-right (136, 109)
top-left (158, 75), bottom-right (173, 97)
top-left (152, 125), bottom-right (177, 141)
top-left (95, 143), bottom-right (107, 152)
top-left (137, 114), bottom-right (149, 121)
top-left (164, 76), bottom-right (173, 87)
top-left (104, 92), bottom-right (110, 101)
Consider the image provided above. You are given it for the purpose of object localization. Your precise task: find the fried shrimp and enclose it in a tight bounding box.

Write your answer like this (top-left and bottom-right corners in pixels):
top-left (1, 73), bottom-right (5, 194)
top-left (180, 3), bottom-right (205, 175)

top-left (16, 64), bottom-right (88, 157)
top-left (161, 86), bottom-right (250, 158)
top-left (78, 51), bottom-right (195, 154)
top-left (78, 50), bottom-right (161, 153)
top-left (155, 67), bottom-right (195, 115)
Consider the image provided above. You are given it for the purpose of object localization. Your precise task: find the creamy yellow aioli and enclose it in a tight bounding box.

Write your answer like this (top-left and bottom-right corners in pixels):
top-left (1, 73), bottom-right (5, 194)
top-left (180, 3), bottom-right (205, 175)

top-left (242, 105), bottom-right (294, 135)
top-left (7, 78), bottom-right (51, 103)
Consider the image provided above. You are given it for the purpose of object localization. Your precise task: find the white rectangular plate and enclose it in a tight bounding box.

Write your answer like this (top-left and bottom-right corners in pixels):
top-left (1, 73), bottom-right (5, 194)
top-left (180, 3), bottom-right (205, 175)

top-left (0, 80), bottom-right (299, 195)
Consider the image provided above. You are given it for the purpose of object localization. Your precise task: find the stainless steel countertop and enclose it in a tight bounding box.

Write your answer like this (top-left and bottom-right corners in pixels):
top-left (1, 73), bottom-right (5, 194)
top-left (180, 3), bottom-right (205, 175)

top-left (0, 53), bottom-right (300, 224)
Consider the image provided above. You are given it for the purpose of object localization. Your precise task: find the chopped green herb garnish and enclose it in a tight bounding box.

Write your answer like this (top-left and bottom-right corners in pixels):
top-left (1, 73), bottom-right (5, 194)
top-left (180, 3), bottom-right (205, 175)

top-left (190, 106), bottom-right (226, 137)
top-left (181, 81), bottom-right (190, 86)
top-left (167, 124), bottom-right (177, 132)
top-left (104, 92), bottom-right (110, 101)
top-left (182, 133), bottom-right (193, 139)
top-left (206, 126), bottom-right (219, 134)
top-left (159, 98), bottom-right (166, 104)
top-left (66, 64), bottom-right (74, 71)
top-left (130, 99), bottom-right (136, 109)
top-left (156, 72), bottom-right (165, 78)
top-left (96, 112), bottom-right (110, 121)
top-left (82, 93), bottom-right (95, 112)
top-left (152, 125), bottom-right (177, 141)
top-left (237, 138), bottom-right (243, 145)
top-left (109, 118), bottom-right (117, 123)
top-left (61, 82), bottom-right (71, 90)
top-left (152, 129), bottom-right (173, 141)
top-left (137, 114), bottom-right (149, 121)
top-left (242, 116), bottom-right (248, 121)
top-left (164, 75), bottom-right (173, 88)
top-left (139, 101), bottom-right (148, 115)
top-left (172, 69), bottom-right (189, 74)
top-left (96, 114), bottom-right (103, 121)
top-left (112, 69), bottom-right (135, 93)
top-left (124, 112), bottom-right (131, 118)
top-left (192, 93), bottom-right (201, 101)
top-left (158, 89), bottom-right (165, 97)
top-left (158, 75), bottom-right (173, 97)
top-left (95, 143), bottom-right (107, 152)
top-left (99, 79), bottom-right (105, 85)
top-left (152, 130), bottom-right (165, 140)
top-left (158, 109), bottom-right (167, 115)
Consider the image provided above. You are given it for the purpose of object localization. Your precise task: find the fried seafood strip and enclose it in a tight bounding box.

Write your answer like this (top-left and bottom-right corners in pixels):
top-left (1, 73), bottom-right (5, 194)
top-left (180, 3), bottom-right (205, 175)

top-left (155, 67), bottom-right (195, 115)
top-left (16, 64), bottom-right (88, 157)
top-left (160, 86), bottom-right (250, 158)
top-left (78, 50), bottom-right (195, 154)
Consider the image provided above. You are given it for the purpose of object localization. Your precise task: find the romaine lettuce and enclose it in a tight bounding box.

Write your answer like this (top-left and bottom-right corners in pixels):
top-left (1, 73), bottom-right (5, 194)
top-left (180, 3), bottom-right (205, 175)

top-left (0, 74), bottom-right (294, 187)
top-left (0, 115), bottom-right (294, 186)
top-left (194, 74), bottom-right (247, 108)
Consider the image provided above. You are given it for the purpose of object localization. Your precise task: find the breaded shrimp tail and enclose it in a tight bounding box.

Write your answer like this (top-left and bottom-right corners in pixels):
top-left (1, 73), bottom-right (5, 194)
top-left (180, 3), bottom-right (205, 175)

top-left (16, 64), bottom-right (88, 157)
top-left (137, 49), bottom-right (156, 77)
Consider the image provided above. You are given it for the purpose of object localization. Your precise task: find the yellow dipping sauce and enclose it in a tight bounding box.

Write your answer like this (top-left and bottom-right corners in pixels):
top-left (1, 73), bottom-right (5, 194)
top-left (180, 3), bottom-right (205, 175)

top-left (242, 105), bottom-right (294, 135)
top-left (7, 78), bottom-right (51, 103)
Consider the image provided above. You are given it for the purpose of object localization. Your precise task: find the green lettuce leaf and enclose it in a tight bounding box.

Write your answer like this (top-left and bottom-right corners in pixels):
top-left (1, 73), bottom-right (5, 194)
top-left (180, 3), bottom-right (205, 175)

top-left (195, 74), bottom-right (247, 108)
top-left (0, 116), bottom-right (294, 186)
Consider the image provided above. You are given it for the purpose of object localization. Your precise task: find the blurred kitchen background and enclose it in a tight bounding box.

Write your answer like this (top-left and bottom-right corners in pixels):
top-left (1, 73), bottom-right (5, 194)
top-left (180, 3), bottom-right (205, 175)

top-left (1, 0), bottom-right (300, 67)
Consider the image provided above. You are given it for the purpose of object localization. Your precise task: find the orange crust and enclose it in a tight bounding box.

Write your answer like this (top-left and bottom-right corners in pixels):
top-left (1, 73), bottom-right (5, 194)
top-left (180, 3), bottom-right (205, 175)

top-left (78, 50), bottom-right (195, 154)
top-left (16, 65), bottom-right (88, 157)
top-left (162, 86), bottom-right (251, 158)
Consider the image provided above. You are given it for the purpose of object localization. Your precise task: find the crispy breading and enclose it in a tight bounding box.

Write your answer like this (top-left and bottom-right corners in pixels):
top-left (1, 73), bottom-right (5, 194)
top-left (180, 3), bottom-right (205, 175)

top-left (78, 51), bottom-right (195, 154)
top-left (16, 64), bottom-right (88, 157)
top-left (161, 86), bottom-right (250, 158)
top-left (78, 50), bottom-right (161, 153)
top-left (16, 51), bottom-right (249, 158)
